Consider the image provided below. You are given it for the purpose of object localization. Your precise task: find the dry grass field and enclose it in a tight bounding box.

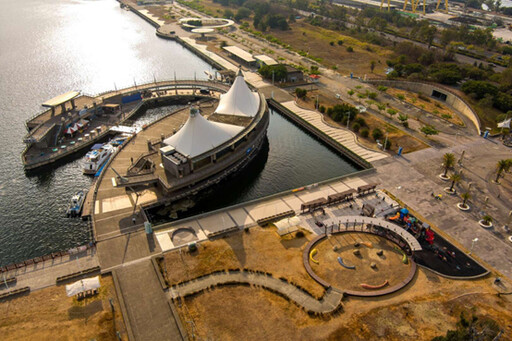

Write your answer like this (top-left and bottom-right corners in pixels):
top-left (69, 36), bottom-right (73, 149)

top-left (166, 226), bottom-right (512, 340)
top-left (163, 227), bottom-right (325, 297)
top-left (0, 275), bottom-right (126, 341)
top-left (176, 268), bottom-right (512, 340)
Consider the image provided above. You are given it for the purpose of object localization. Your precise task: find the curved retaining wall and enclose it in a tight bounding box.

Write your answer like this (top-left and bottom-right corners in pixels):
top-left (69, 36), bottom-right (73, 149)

top-left (365, 79), bottom-right (481, 135)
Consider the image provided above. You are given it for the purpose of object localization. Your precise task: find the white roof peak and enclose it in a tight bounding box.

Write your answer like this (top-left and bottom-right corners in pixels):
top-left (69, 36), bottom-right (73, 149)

top-left (214, 71), bottom-right (260, 117)
top-left (163, 110), bottom-right (243, 158)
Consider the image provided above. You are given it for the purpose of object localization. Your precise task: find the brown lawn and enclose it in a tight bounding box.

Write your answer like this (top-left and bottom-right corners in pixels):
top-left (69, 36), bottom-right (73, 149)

top-left (176, 269), bottom-right (512, 340)
top-left (163, 227), bottom-right (325, 297)
top-left (0, 275), bottom-right (127, 341)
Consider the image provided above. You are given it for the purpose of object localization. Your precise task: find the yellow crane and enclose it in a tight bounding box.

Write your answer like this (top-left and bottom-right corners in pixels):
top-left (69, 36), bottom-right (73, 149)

top-left (380, 0), bottom-right (391, 11)
top-left (403, 0), bottom-right (426, 14)
top-left (436, 0), bottom-right (449, 12)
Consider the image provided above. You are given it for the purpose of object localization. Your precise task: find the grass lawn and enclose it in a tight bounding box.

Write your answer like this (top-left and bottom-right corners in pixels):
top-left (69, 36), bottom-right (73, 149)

top-left (270, 21), bottom-right (394, 76)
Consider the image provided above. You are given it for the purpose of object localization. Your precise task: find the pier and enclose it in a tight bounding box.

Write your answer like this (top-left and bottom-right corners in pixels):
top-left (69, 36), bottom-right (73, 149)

top-left (22, 80), bottom-right (230, 170)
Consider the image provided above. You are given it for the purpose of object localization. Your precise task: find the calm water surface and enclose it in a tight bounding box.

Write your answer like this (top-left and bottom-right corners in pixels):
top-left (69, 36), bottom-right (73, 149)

top-left (0, 0), bottom-right (359, 266)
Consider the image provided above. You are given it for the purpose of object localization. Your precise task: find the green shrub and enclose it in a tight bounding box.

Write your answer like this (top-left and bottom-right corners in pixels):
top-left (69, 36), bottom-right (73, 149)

top-left (319, 105), bottom-right (326, 113)
top-left (355, 117), bottom-right (367, 126)
top-left (346, 46), bottom-right (354, 52)
top-left (352, 122), bottom-right (361, 132)
top-left (337, 40), bottom-right (344, 45)
top-left (372, 128), bottom-right (383, 141)
top-left (360, 127), bottom-right (369, 138)
top-left (330, 41), bottom-right (334, 46)
top-left (377, 85), bottom-right (388, 92)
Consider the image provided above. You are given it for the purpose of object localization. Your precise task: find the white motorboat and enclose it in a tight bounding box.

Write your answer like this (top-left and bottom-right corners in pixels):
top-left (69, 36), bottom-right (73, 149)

top-left (83, 143), bottom-right (116, 175)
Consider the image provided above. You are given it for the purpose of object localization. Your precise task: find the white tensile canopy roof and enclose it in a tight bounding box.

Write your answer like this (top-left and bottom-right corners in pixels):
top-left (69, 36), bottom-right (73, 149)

top-left (65, 276), bottom-right (101, 297)
top-left (215, 70), bottom-right (260, 117)
top-left (163, 107), bottom-right (243, 158)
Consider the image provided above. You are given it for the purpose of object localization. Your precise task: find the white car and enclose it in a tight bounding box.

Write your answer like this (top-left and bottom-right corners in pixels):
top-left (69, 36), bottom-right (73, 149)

top-left (356, 105), bottom-right (366, 113)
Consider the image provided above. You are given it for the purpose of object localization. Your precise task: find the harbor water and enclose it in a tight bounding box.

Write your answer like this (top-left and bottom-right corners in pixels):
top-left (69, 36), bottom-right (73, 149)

top-left (0, 0), bottom-right (358, 266)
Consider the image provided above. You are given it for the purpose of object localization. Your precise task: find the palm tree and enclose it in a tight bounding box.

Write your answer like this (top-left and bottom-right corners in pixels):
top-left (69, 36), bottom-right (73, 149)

top-left (482, 215), bottom-right (492, 225)
top-left (461, 191), bottom-right (471, 208)
top-left (442, 153), bottom-right (455, 177)
top-left (449, 173), bottom-right (461, 192)
top-left (495, 159), bottom-right (509, 182)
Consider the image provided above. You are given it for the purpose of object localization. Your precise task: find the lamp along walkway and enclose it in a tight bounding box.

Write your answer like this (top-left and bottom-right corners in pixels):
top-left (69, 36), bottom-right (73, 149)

top-left (170, 270), bottom-right (344, 315)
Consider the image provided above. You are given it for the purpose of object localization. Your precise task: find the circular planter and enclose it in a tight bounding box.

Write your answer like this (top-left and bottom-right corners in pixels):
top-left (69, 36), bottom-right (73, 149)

top-left (479, 220), bottom-right (493, 229)
top-left (444, 187), bottom-right (456, 195)
top-left (508, 236), bottom-right (512, 243)
top-left (457, 203), bottom-right (470, 211)
top-left (439, 174), bottom-right (449, 181)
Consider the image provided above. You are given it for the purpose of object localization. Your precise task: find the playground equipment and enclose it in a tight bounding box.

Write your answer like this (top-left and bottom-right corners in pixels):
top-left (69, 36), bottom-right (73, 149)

top-left (389, 212), bottom-right (400, 221)
top-left (425, 229), bottom-right (435, 245)
top-left (361, 280), bottom-right (389, 290)
top-left (337, 257), bottom-right (356, 269)
top-left (394, 246), bottom-right (409, 264)
top-left (362, 241), bottom-right (373, 248)
top-left (309, 249), bottom-right (319, 264)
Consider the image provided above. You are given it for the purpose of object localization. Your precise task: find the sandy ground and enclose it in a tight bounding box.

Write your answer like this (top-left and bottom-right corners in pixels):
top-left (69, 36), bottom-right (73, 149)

top-left (312, 232), bottom-right (412, 292)
top-left (176, 269), bottom-right (512, 340)
top-left (0, 275), bottom-right (127, 341)
top-left (164, 227), bottom-right (325, 297)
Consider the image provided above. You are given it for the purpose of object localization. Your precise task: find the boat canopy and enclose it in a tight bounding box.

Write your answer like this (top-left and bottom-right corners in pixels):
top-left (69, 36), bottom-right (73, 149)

top-left (163, 107), bottom-right (243, 158)
top-left (214, 70), bottom-right (260, 117)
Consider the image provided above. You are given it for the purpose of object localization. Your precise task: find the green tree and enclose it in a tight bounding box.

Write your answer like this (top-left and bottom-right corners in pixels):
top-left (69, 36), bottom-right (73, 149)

top-left (368, 92), bottom-right (378, 100)
top-left (295, 87), bottom-right (307, 99)
top-left (449, 173), bottom-right (461, 192)
top-left (442, 153), bottom-right (455, 177)
top-left (235, 7), bottom-right (252, 21)
top-left (370, 60), bottom-right (376, 73)
top-left (258, 64), bottom-right (288, 82)
top-left (372, 128), bottom-right (383, 141)
top-left (223, 9), bottom-right (234, 19)
top-left (347, 89), bottom-right (354, 97)
top-left (461, 191), bottom-right (471, 208)
top-left (421, 125), bottom-right (439, 137)
top-left (495, 159), bottom-right (510, 182)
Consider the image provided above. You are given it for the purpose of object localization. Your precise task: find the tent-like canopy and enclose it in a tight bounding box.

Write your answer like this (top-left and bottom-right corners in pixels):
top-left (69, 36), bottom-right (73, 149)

top-left (65, 276), bottom-right (101, 297)
top-left (163, 107), bottom-right (243, 158)
top-left (214, 70), bottom-right (260, 117)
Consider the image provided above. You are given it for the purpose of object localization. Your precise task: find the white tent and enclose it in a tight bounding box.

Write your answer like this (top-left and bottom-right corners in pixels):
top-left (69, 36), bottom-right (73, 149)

top-left (163, 107), bottom-right (243, 158)
top-left (65, 276), bottom-right (101, 297)
top-left (274, 216), bottom-right (301, 236)
top-left (215, 70), bottom-right (260, 117)
top-left (498, 118), bottom-right (511, 129)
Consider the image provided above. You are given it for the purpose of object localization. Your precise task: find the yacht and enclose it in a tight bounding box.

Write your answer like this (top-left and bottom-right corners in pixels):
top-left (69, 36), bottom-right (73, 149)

top-left (83, 143), bottom-right (116, 175)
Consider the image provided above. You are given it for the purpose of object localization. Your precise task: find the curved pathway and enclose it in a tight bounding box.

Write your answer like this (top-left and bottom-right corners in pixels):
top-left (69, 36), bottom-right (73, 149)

top-left (170, 270), bottom-right (344, 314)
top-left (281, 101), bottom-right (388, 163)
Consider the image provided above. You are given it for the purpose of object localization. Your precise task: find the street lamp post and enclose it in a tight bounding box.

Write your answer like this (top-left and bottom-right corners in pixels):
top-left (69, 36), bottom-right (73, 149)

top-left (469, 237), bottom-right (478, 255)
top-left (346, 112), bottom-right (350, 129)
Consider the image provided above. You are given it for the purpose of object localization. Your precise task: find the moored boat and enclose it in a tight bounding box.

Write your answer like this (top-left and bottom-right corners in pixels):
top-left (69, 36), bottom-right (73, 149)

top-left (67, 190), bottom-right (86, 217)
top-left (83, 143), bottom-right (116, 175)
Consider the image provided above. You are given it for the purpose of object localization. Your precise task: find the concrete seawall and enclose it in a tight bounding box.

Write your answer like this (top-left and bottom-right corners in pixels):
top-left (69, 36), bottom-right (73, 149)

top-left (268, 99), bottom-right (373, 170)
top-left (365, 79), bottom-right (482, 135)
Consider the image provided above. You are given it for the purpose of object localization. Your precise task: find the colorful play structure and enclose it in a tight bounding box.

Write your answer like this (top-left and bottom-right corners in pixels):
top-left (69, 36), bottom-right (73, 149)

top-left (337, 257), bottom-right (356, 269)
top-left (309, 249), bottom-right (319, 264)
top-left (388, 207), bottom-right (435, 246)
top-left (394, 246), bottom-right (409, 264)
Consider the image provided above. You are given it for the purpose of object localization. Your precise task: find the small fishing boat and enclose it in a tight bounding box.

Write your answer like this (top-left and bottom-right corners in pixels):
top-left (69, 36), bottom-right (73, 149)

top-left (67, 190), bottom-right (86, 217)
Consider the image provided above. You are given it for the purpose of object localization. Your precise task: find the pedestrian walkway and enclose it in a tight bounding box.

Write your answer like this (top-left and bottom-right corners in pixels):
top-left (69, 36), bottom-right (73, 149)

top-left (115, 260), bottom-right (185, 341)
top-left (281, 101), bottom-right (388, 163)
top-left (170, 270), bottom-right (343, 314)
